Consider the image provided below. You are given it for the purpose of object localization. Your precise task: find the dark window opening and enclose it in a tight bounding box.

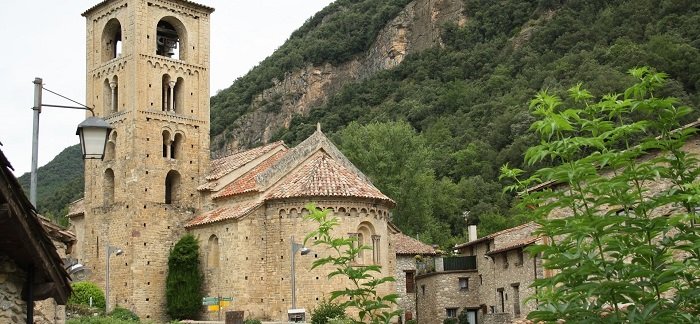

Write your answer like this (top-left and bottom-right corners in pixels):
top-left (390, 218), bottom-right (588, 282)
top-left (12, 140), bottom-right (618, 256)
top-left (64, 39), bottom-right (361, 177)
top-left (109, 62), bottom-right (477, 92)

top-left (405, 271), bottom-right (415, 293)
top-left (164, 170), bottom-right (181, 204)
top-left (156, 20), bottom-right (180, 59)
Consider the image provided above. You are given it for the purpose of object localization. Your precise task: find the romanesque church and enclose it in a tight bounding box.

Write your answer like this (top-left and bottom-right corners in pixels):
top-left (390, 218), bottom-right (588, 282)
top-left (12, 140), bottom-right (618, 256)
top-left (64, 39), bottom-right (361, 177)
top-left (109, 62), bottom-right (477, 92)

top-left (67, 0), bottom-right (404, 321)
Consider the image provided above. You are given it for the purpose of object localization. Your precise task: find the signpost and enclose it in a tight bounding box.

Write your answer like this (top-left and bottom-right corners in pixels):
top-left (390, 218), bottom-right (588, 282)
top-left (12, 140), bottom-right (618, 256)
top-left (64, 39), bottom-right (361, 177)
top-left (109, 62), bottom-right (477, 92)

top-left (202, 296), bottom-right (234, 320)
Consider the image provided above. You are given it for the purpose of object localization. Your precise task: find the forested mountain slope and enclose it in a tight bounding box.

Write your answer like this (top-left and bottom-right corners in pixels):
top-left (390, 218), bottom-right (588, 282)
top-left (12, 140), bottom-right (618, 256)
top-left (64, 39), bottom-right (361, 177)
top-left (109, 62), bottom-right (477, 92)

top-left (33, 0), bottom-right (700, 247)
top-left (17, 144), bottom-right (83, 226)
top-left (212, 0), bottom-right (700, 246)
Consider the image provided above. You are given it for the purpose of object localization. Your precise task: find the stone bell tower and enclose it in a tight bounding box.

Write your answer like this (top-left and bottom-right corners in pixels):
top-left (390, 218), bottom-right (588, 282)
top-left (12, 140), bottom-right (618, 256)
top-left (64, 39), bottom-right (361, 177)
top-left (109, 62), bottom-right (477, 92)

top-left (80, 0), bottom-right (213, 320)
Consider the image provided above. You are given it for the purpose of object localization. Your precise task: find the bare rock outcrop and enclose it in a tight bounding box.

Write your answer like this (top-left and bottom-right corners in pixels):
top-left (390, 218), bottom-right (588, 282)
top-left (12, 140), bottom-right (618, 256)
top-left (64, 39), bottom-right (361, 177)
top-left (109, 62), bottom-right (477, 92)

top-left (213, 0), bottom-right (465, 155)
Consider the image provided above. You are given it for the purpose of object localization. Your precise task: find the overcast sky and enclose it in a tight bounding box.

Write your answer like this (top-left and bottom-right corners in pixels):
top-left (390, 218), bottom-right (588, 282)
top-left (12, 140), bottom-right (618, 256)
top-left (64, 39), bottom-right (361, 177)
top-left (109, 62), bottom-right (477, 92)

top-left (0, 0), bottom-right (333, 176)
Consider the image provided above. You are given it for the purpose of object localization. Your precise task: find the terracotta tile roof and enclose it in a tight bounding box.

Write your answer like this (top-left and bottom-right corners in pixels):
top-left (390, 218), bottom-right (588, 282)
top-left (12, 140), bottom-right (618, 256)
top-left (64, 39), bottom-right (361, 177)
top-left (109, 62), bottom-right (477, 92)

top-left (206, 141), bottom-right (285, 181)
top-left (454, 222), bottom-right (538, 249)
top-left (185, 200), bottom-right (262, 228)
top-left (265, 151), bottom-right (394, 205)
top-left (67, 198), bottom-right (84, 218)
top-left (213, 150), bottom-right (288, 199)
top-left (486, 237), bottom-right (539, 255)
top-left (393, 232), bottom-right (436, 255)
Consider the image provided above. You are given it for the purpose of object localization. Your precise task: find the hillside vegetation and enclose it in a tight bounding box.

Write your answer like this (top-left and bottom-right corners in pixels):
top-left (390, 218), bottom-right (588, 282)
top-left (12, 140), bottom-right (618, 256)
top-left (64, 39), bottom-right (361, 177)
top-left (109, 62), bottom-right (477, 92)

top-left (17, 144), bottom-right (84, 226)
top-left (266, 0), bottom-right (700, 246)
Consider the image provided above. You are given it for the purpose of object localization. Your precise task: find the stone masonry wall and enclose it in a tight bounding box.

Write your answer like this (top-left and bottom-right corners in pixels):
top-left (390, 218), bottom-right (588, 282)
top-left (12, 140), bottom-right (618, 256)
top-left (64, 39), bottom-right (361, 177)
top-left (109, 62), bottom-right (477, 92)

top-left (415, 271), bottom-right (479, 324)
top-left (189, 198), bottom-right (395, 321)
top-left (0, 255), bottom-right (26, 323)
top-left (395, 255), bottom-right (417, 322)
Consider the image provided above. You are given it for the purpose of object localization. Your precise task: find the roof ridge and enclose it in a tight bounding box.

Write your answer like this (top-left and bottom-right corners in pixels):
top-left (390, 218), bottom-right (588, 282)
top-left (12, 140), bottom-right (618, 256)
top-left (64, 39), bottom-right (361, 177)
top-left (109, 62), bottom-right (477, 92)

top-left (255, 130), bottom-right (374, 191)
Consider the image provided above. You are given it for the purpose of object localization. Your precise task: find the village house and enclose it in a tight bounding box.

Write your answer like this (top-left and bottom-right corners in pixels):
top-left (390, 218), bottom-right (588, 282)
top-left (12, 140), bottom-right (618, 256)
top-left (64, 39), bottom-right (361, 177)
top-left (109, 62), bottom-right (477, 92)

top-left (413, 223), bottom-right (542, 324)
top-left (0, 147), bottom-right (73, 324)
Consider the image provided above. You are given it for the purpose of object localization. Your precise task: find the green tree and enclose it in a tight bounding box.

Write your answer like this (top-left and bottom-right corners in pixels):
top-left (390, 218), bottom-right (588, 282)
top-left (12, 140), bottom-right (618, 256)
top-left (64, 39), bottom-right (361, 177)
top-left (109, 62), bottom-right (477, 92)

top-left (304, 203), bottom-right (401, 324)
top-left (166, 234), bottom-right (203, 320)
top-left (501, 68), bottom-right (700, 323)
top-left (334, 121), bottom-right (437, 237)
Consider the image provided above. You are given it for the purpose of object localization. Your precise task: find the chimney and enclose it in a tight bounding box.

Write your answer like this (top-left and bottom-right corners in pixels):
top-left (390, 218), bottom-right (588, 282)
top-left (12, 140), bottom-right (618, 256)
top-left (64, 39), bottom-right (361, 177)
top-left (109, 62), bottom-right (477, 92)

top-left (468, 225), bottom-right (477, 242)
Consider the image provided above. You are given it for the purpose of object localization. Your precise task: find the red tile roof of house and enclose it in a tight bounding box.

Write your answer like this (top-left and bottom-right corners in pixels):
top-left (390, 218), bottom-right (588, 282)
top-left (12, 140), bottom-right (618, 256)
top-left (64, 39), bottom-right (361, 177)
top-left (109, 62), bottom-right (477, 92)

top-left (206, 141), bottom-right (285, 181)
top-left (393, 232), bottom-right (436, 255)
top-left (213, 150), bottom-right (288, 199)
top-left (486, 237), bottom-right (539, 255)
top-left (454, 222), bottom-right (538, 249)
top-left (265, 151), bottom-right (394, 205)
top-left (67, 198), bottom-right (84, 218)
top-left (185, 200), bottom-right (262, 228)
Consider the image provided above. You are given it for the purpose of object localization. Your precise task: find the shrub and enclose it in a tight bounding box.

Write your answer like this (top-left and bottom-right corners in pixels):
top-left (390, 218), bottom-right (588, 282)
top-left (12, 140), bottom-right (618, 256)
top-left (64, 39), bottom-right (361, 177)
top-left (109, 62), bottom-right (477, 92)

top-left (109, 306), bottom-right (139, 321)
top-left (166, 234), bottom-right (203, 320)
top-left (406, 320), bottom-right (417, 324)
top-left (243, 320), bottom-right (262, 324)
top-left (311, 299), bottom-right (346, 324)
top-left (443, 318), bottom-right (458, 324)
top-left (68, 282), bottom-right (105, 310)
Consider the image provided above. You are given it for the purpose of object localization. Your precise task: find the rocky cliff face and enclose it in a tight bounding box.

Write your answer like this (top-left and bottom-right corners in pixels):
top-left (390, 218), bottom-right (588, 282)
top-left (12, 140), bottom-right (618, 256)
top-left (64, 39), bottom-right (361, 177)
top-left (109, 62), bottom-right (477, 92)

top-left (212, 0), bottom-right (465, 155)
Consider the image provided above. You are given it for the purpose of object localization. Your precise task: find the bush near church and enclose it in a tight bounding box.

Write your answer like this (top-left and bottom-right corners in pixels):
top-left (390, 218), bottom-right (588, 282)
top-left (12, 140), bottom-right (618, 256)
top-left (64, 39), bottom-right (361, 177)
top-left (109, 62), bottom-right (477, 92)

top-left (68, 282), bottom-right (106, 310)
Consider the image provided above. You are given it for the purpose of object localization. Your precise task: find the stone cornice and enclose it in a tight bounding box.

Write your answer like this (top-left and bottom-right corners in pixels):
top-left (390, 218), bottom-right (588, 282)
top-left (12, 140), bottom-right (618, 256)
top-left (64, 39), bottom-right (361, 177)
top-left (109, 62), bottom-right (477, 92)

top-left (140, 110), bottom-right (206, 126)
top-left (85, 0), bottom-right (128, 21)
top-left (147, 0), bottom-right (213, 19)
top-left (90, 55), bottom-right (130, 77)
top-left (142, 54), bottom-right (207, 72)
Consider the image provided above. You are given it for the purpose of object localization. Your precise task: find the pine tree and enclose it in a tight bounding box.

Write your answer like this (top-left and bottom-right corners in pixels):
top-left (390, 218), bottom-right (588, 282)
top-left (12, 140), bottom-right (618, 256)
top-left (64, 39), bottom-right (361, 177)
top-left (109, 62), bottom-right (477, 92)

top-left (166, 234), bottom-right (203, 320)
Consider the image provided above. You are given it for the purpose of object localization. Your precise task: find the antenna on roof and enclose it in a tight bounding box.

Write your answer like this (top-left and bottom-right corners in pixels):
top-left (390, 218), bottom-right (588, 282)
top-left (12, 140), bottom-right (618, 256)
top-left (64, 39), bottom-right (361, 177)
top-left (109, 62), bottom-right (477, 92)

top-left (316, 122), bottom-right (321, 132)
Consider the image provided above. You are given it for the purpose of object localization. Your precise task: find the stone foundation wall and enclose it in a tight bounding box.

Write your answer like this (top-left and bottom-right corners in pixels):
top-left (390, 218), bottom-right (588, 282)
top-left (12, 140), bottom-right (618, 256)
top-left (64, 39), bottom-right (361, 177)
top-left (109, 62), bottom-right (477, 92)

top-left (0, 255), bottom-right (26, 323)
top-left (415, 270), bottom-right (479, 324)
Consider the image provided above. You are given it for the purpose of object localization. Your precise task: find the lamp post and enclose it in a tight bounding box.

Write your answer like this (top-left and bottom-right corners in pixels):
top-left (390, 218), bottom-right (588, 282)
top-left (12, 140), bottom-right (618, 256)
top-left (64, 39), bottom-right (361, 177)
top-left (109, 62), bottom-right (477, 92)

top-left (30, 77), bottom-right (112, 207)
top-left (105, 245), bottom-right (123, 313)
top-left (290, 236), bottom-right (310, 311)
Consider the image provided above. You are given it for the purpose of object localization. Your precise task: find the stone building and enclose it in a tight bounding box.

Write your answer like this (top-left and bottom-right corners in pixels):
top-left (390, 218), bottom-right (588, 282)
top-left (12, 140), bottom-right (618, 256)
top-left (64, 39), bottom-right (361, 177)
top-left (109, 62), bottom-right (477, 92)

top-left (392, 232), bottom-right (437, 323)
top-left (415, 223), bottom-right (541, 324)
top-left (67, 0), bottom-right (403, 321)
top-left (186, 127), bottom-right (397, 320)
top-left (0, 148), bottom-right (72, 324)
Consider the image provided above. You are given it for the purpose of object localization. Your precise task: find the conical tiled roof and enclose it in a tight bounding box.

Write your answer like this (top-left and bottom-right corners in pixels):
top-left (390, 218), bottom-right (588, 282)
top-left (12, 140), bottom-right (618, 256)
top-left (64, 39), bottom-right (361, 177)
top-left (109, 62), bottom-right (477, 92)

top-left (265, 150), bottom-right (394, 205)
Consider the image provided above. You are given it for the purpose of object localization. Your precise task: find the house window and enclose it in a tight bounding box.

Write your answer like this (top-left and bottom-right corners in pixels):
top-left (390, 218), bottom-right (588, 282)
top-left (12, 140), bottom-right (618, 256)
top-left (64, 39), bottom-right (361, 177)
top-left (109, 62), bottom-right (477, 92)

top-left (503, 253), bottom-right (509, 269)
top-left (405, 271), bottom-right (415, 293)
top-left (421, 284), bottom-right (425, 296)
top-left (516, 248), bottom-right (524, 266)
top-left (512, 283), bottom-right (521, 316)
top-left (459, 277), bottom-right (469, 290)
top-left (446, 308), bottom-right (458, 318)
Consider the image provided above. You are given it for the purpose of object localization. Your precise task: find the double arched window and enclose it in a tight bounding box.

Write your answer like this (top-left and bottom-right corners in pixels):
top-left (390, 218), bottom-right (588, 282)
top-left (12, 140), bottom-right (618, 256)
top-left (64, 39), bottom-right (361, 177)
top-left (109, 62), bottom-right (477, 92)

top-left (161, 75), bottom-right (184, 113)
top-left (162, 130), bottom-right (184, 159)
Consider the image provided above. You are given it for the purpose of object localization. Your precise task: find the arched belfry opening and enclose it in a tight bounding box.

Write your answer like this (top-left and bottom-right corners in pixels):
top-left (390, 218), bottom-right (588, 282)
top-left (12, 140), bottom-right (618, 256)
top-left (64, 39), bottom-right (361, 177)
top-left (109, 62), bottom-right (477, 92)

top-left (162, 130), bottom-right (171, 158)
top-left (172, 133), bottom-right (183, 159)
top-left (161, 74), bottom-right (183, 113)
top-left (102, 18), bottom-right (122, 62)
top-left (156, 18), bottom-right (186, 60)
top-left (105, 131), bottom-right (117, 161)
top-left (165, 170), bottom-right (181, 204)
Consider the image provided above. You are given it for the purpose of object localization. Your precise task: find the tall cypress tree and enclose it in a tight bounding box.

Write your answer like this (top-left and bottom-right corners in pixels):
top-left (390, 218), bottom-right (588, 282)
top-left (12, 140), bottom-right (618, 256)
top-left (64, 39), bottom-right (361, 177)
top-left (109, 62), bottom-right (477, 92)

top-left (166, 234), bottom-right (203, 320)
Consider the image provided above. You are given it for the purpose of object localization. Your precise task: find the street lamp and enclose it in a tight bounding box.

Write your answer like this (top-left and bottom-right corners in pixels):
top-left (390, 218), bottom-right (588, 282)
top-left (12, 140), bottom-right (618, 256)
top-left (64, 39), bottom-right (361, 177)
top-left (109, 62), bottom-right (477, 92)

top-left (290, 236), bottom-right (310, 318)
top-left (105, 245), bottom-right (123, 313)
top-left (30, 77), bottom-right (112, 207)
